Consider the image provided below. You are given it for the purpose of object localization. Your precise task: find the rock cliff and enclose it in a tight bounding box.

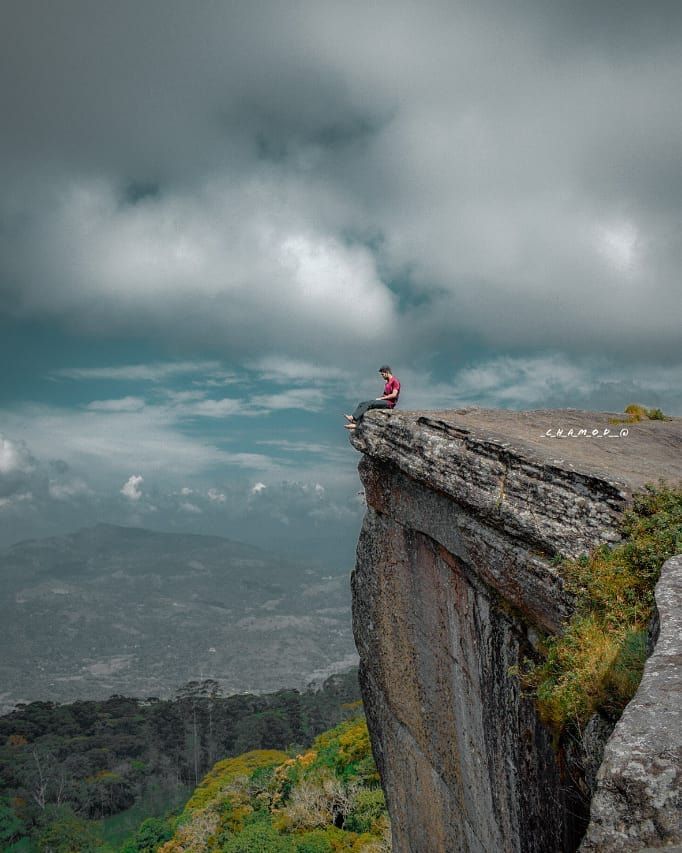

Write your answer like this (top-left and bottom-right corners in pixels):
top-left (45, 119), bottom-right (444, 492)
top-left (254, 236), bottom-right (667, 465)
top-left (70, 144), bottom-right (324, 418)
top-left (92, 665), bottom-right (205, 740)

top-left (349, 407), bottom-right (681, 853)
top-left (580, 552), bottom-right (682, 852)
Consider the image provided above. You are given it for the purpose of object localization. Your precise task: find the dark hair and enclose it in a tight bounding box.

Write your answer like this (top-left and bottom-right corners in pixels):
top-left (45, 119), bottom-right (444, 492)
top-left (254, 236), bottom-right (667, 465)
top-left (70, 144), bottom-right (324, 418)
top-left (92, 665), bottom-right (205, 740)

top-left (379, 365), bottom-right (391, 373)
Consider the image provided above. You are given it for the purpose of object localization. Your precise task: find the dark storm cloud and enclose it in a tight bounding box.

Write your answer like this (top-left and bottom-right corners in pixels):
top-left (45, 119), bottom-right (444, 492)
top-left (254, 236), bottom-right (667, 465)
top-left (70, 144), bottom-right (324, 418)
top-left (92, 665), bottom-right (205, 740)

top-left (0, 1), bottom-right (384, 181)
top-left (1, 0), bottom-right (680, 368)
top-left (510, 0), bottom-right (682, 56)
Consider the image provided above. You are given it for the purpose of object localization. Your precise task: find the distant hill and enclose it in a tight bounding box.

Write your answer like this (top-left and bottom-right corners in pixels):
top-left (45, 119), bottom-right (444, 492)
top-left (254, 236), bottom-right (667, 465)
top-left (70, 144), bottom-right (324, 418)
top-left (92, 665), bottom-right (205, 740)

top-left (0, 524), bottom-right (357, 711)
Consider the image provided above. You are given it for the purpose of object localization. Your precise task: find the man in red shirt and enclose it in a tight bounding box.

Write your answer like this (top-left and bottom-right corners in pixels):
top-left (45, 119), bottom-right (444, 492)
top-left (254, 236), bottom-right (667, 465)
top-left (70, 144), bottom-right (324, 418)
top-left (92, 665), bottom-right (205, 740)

top-left (345, 366), bottom-right (400, 429)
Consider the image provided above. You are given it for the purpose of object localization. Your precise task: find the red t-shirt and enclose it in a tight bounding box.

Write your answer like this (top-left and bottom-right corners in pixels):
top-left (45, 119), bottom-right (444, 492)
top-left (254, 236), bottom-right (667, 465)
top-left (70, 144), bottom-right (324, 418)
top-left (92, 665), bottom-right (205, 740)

top-left (384, 377), bottom-right (400, 408)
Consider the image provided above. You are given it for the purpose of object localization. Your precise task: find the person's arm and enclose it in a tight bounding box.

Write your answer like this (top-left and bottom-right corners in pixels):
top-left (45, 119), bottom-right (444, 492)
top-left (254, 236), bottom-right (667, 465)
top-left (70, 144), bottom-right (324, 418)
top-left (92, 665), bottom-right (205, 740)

top-left (377, 381), bottom-right (399, 401)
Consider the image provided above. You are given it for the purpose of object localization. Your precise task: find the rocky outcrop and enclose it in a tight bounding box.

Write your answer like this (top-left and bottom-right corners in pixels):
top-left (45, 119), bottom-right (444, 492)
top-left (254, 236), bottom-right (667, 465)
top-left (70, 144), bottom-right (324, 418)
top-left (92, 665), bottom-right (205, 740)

top-left (349, 407), bottom-right (682, 853)
top-left (580, 553), bottom-right (682, 851)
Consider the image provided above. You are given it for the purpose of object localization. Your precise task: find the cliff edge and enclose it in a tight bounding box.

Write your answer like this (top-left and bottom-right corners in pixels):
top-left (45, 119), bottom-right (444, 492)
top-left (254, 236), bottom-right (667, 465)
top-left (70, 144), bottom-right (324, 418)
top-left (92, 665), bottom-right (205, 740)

top-left (349, 407), bottom-right (681, 853)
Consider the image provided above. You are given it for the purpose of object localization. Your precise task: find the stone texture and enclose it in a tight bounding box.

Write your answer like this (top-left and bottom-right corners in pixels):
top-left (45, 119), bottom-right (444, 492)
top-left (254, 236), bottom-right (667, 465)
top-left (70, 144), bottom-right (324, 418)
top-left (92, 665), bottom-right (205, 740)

top-left (580, 554), bottom-right (682, 852)
top-left (351, 412), bottom-right (622, 561)
top-left (353, 509), bottom-right (567, 853)
top-left (349, 407), bottom-right (682, 853)
top-left (358, 455), bottom-right (573, 634)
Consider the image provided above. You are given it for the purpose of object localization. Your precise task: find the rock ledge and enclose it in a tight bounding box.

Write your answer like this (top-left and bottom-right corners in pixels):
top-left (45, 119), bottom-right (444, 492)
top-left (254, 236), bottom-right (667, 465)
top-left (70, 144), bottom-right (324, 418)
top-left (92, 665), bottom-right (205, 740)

top-left (350, 407), bottom-right (681, 853)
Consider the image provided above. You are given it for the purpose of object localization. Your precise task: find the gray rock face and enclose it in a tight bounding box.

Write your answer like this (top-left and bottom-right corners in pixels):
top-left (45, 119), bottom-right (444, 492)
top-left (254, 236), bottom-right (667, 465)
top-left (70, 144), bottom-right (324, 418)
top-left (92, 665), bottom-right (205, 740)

top-left (579, 554), bottom-right (682, 852)
top-left (349, 407), bottom-right (682, 853)
top-left (353, 508), bottom-right (567, 852)
top-left (351, 409), bottom-right (637, 559)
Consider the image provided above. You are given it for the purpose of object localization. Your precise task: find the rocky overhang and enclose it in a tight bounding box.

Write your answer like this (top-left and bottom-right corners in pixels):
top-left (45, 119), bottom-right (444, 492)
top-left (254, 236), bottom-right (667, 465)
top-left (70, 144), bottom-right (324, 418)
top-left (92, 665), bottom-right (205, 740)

top-left (349, 407), bottom-right (681, 853)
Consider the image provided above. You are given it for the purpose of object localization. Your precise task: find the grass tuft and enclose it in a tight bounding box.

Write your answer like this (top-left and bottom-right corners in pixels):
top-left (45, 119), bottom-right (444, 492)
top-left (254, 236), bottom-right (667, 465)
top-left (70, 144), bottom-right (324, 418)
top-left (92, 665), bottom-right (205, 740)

top-left (523, 481), bottom-right (682, 735)
top-left (608, 403), bottom-right (673, 424)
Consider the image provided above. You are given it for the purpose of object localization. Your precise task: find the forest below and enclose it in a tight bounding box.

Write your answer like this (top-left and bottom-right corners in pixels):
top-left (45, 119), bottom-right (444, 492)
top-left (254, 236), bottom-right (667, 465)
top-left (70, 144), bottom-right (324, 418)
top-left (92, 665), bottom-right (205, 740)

top-left (0, 670), bottom-right (361, 851)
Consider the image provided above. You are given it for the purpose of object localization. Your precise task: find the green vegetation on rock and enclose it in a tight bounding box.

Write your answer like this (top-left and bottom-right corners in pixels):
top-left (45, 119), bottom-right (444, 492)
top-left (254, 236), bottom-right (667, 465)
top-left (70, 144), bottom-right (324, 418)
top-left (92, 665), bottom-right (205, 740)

top-left (155, 715), bottom-right (390, 853)
top-left (523, 481), bottom-right (682, 733)
top-left (608, 403), bottom-right (672, 424)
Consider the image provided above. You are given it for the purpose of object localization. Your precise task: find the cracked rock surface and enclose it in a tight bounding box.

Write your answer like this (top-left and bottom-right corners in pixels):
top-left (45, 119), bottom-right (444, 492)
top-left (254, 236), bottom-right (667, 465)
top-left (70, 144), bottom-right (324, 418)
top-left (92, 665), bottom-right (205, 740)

top-left (349, 407), bottom-right (681, 853)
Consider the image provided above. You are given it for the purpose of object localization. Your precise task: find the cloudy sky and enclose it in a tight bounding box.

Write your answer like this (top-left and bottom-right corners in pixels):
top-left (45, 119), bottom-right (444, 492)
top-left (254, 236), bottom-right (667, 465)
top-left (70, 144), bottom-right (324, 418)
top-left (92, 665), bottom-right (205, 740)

top-left (1, 0), bottom-right (680, 560)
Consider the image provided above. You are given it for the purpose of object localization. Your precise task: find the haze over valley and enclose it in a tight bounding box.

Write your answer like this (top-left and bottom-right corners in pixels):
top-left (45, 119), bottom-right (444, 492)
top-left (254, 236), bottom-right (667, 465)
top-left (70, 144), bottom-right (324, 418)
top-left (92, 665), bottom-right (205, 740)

top-left (0, 524), bottom-right (356, 713)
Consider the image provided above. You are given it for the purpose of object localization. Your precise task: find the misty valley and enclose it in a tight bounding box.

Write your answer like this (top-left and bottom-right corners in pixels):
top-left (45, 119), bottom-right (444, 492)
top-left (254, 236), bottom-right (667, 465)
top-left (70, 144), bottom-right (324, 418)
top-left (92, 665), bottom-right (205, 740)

top-left (0, 524), bottom-right (358, 713)
top-left (0, 525), bottom-right (372, 851)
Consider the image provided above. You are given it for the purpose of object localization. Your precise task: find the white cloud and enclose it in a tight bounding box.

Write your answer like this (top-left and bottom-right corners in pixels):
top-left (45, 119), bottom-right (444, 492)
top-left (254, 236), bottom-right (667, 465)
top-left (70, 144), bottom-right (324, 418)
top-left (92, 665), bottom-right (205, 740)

top-left (55, 370), bottom-right (337, 420)
top-left (249, 357), bottom-right (349, 384)
top-left (250, 388), bottom-right (327, 412)
top-left (0, 435), bottom-right (35, 476)
top-left (0, 405), bottom-right (239, 479)
top-left (0, 435), bottom-right (39, 499)
top-left (7, 177), bottom-right (397, 359)
top-left (182, 398), bottom-right (247, 418)
top-left (222, 453), bottom-right (277, 470)
top-left (0, 491), bottom-right (33, 510)
top-left (278, 232), bottom-right (392, 330)
top-left (244, 478), bottom-right (362, 532)
top-left (121, 474), bottom-right (144, 501)
top-left (86, 397), bottom-right (146, 412)
top-left (2, 0), bottom-right (681, 555)
top-left (595, 220), bottom-right (640, 272)
top-left (394, 356), bottom-right (682, 415)
top-left (452, 356), bottom-right (592, 406)
top-left (256, 439), bottom-right (343, 457)
top-left (53, 361), bottom-right (222, 382)
top-left (48, 478), bottom-right (92, 501)
top-left (163, 390), bottom-right (210, 404)
top-left (198, 371), bottom-right (241, 387)
top-left (1, 3), bottom-right (680, 368)
top-left (168, 387), bottom-right (335, 418)
top-left (0, 412), bottom-right (362, 555)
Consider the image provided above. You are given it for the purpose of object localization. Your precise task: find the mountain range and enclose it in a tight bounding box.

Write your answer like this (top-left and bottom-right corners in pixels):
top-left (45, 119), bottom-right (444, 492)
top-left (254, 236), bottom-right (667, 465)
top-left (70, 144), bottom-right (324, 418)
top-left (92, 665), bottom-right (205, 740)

top-left (0, 524), bottom-right (357, 712)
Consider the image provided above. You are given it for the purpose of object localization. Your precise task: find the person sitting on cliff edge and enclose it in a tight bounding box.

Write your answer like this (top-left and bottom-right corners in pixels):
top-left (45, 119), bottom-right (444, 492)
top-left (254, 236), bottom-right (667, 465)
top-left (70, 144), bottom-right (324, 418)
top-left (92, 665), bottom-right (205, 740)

top-left (344, 366), bottom-right (400, 429)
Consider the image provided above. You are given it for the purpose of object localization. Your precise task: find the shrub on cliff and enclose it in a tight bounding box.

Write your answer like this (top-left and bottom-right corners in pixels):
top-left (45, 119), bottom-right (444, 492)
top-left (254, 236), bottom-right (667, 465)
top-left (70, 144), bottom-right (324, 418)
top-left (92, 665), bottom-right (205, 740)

top-left (344, 788), bottom-right (387, 834)
top-left (222, 820), bottom-right (294, 853)
top-left (152, 716), bottom-right (390, 853)
top-left (524, 480), bottom-right (682, 733)
top-left (608, 403), bottom-right (672, 423)
top-left (124, 816), bottom-right (173, 852)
